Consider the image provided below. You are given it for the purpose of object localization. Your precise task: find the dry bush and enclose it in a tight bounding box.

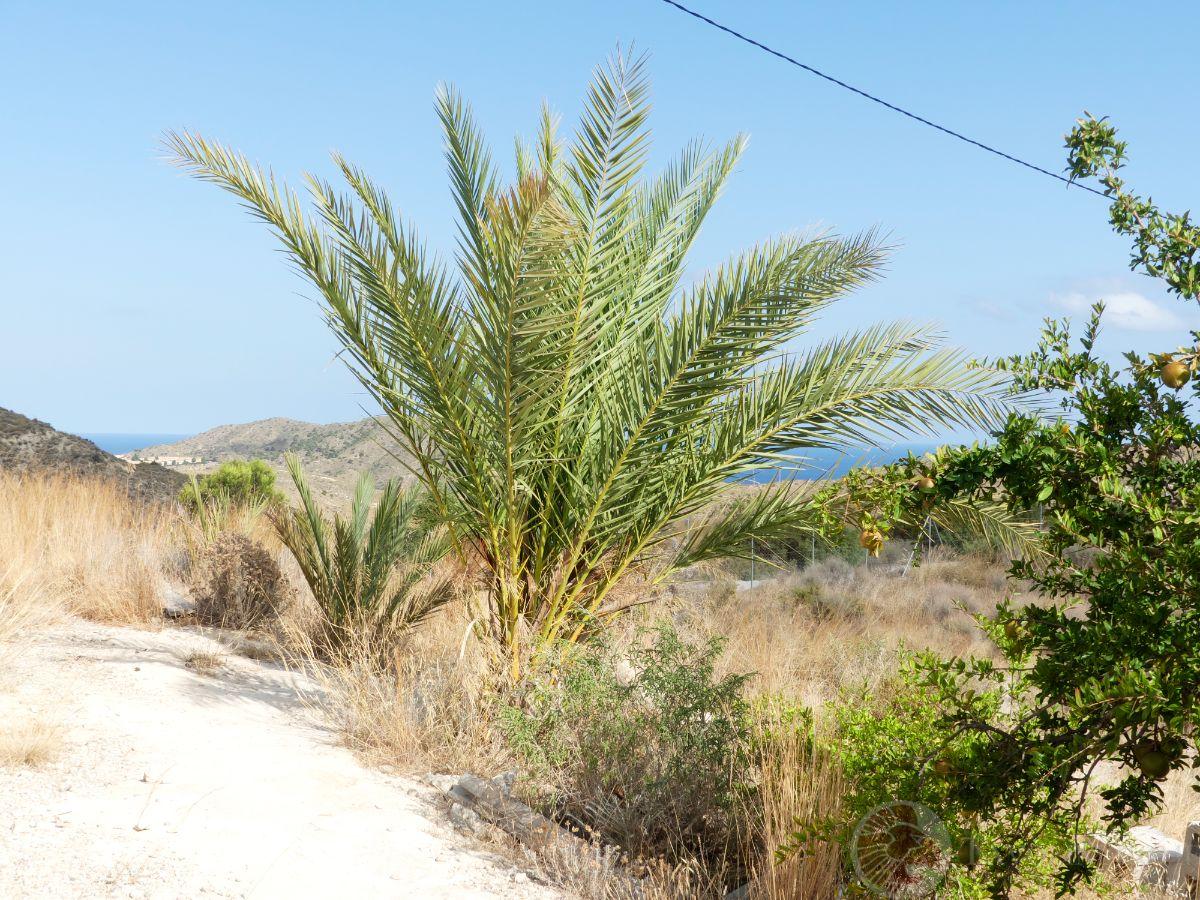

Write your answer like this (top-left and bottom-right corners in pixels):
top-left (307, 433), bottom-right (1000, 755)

top-left (282, 595), bottom-right (511, 775)
top-left (0, 718), bottom-right (63, 767)
top-left (188, 531), bottom-right (292, 629)
top-left (0, 471), bottom-right (174, 623)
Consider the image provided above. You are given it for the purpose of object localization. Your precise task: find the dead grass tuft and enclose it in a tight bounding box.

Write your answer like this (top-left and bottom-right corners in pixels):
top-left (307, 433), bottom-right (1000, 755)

top-left (739, 722), bottom-right (844, 898)
top-left (183, 649), bottom-right (226, 675)
top-left (225, 635), bottom-right (282, 662)
top-left (0, 718), bottom-right (64, 767)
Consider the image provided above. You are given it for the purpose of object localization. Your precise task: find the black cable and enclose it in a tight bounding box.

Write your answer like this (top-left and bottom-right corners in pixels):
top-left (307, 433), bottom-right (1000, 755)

top-left (658, 0), bottom-right (1108, 198)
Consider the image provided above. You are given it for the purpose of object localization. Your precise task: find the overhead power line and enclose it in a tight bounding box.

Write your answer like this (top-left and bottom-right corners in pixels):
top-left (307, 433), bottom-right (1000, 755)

top-left (657, 0), bottom-right (1108, 198)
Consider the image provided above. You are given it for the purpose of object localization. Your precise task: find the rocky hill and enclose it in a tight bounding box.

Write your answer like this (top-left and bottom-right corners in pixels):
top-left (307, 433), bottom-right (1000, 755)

top-left (136, 417), bottom-right (412, 502)
top-left (0, 407), bottom-right (185, 503)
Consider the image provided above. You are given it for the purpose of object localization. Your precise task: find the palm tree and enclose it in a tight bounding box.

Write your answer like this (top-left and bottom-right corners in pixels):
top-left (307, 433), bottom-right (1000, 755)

top-left (168, 51), bottom-right (1018, 678)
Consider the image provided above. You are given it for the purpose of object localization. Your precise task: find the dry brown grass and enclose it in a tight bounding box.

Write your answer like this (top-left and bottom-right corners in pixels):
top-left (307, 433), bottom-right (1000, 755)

top-left (0, 717), bottom-right (64, 767)
top-left (0, 471), bottom-right (177, 624)
top-left (0, 569), bottom-right (59, 661)
top-left (739, 724), bottom-right (844, 899)
top-left (182, 649), bottom-right (226, 675)
top-left (670, 549), bottom-right (1028, 711)
top-left (278, 592), bottom-right (511, 775)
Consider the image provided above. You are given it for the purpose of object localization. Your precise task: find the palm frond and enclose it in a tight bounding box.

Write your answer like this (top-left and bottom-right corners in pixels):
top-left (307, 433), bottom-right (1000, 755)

top-left (926, 498), bottom-right (1045, 560)
top-left (669, 483), bottom-right (826, 570)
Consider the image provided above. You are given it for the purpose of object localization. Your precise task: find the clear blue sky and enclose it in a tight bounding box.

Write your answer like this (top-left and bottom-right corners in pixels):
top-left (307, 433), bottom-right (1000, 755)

top-left (3, 0), bottom-right (1198, 434)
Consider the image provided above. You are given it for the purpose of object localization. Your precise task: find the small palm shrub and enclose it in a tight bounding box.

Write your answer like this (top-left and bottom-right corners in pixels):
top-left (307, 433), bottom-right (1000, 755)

top-left (271, 454), bottom-right (453, 663)
top-left (500, 626), bottom-right (754, 876)
top-left (180, 459), bottom-right (282, 513)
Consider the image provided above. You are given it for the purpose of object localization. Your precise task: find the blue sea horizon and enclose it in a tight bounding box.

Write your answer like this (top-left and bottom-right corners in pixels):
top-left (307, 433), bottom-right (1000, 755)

top-left (746, 442), bottom-right (950, 482)
top-left (82, 433), bottom-right (192, 455)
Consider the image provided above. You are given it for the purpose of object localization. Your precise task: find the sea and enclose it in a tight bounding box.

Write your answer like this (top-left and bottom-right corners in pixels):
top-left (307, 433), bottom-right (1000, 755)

top-left (81, 434), bottom-right (191, 455)
top-left (744, 442), bottom-right (943, 482)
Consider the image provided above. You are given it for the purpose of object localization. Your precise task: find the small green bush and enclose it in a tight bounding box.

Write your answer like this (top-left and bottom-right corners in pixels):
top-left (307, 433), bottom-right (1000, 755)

top-left (500, 626), bottom-right (753, 870)
top-left (811, 660), bottom-right (1073, 897)
top-left (180, 459), bottom-right (282, 512)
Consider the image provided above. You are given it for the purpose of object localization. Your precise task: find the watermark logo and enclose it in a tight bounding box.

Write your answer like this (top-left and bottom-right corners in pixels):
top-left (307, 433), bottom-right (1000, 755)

top-left (849, 801), bottom-right (951, 897)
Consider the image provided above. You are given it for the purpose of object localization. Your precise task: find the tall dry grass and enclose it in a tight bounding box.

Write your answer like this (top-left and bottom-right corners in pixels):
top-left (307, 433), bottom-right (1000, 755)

top-left (672, 550), bottom-right (1026, 711)
top-left (0, 471), bottom-right (177, 624)
top-left (741, 724), bottom-right (844, 899)
top-left (277, 590), bottom-right (511, 775)
top-left (0, 569), bottom-right (56, 649)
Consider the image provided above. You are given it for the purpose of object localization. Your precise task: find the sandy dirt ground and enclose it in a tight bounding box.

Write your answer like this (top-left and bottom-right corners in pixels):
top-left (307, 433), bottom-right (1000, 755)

top-left (0, 620), bottom-right (563, 899)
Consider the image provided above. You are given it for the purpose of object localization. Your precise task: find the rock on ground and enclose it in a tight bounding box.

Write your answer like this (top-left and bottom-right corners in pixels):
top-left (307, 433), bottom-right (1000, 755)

top-left (0, 620), bottom-right (562, 899)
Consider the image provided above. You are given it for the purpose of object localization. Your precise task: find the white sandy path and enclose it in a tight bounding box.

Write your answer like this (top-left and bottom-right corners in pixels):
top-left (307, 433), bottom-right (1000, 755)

top-left (0, 620), bottom-right (564, 899)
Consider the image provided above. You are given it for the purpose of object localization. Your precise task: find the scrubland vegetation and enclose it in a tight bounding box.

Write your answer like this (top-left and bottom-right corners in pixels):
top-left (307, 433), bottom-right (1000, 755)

top-left (2, 52), bottom-right (1196, 900)
top-left (2, 466), bottom-right (1190, 897)
top-left (0, 472), bottom-right (173, 627)
top-left (0, 466), bottom-right (1055, 896)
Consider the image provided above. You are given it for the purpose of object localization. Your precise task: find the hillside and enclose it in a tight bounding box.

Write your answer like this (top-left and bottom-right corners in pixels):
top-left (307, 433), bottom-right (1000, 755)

top-left (136, 417), bottom-right (412, 502)
top-left (0, 407), bottom-right (184, 503)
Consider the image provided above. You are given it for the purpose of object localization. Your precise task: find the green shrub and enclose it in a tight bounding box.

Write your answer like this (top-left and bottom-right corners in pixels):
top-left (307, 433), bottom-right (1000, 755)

top-left (180, 459), bottom-right (282, 512)
top-left (500, 625), bottom-right (754, 871)
top-left (810, 660), bottom-right (1072, 897)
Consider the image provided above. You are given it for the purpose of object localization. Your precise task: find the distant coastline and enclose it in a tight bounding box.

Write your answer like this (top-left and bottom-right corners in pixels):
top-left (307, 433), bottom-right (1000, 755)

top-left (84, 432), bottom-right (958, 478)
top-left (81, 434), bottom-right (192, 455)
top-left (746, 442), bottom-right (944, 481)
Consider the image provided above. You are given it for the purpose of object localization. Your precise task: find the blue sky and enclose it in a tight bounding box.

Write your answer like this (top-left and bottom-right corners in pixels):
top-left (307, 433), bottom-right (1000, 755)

top-left (3, 0), bottom-right (1198, 434)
